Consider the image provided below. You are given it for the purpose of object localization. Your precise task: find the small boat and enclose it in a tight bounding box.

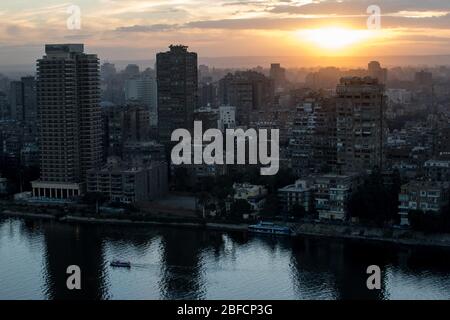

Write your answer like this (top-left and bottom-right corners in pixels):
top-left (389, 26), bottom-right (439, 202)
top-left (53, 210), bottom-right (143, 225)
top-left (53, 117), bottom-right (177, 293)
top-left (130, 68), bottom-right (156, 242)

top-left (110, 260), bottom-right (131, 268)
top-left (248, 222), bottom-right (292, 236)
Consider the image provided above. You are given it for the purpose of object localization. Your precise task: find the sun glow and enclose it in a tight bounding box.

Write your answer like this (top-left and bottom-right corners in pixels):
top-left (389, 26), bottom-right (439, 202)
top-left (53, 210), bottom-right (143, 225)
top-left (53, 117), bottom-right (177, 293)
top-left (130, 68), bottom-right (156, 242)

top-left (299, 27), bottom-right (376, 51)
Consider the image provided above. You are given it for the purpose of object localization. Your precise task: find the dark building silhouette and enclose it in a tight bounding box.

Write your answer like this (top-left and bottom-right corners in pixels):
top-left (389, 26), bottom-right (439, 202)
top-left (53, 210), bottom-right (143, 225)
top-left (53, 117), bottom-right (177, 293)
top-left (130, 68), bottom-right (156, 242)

top-left (9, 76), bottom-right (37, 125)
top-left (156, 45), bottom-right (198, 146)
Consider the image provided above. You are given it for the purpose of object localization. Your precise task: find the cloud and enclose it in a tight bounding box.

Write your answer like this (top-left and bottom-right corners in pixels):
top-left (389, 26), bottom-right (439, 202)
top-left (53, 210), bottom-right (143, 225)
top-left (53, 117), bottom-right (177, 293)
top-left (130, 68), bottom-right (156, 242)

top-left (115, 24), bottom-right (179, 32)
top-left (270, 0), bottom-right (450, 15)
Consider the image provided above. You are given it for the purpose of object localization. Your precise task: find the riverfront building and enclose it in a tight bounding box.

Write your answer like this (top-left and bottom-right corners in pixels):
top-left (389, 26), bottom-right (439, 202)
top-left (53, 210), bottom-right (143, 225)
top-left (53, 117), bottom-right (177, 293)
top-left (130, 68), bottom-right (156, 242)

top-left (398, 181), bottom-right (449, 226)
top-left (32, 44), bottom-right (102, 200)
top-left (278, 179), bottom-right (314, 214)
top-left (87, 157), bottom-right (168, 204)
top-left (314, 174), bottom-right (361, 221)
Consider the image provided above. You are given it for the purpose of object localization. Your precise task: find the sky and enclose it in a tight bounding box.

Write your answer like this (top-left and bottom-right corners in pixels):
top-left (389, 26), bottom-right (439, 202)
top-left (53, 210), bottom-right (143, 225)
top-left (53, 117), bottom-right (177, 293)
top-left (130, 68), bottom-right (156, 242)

top-left (1, 0), bottom-right (450, 67)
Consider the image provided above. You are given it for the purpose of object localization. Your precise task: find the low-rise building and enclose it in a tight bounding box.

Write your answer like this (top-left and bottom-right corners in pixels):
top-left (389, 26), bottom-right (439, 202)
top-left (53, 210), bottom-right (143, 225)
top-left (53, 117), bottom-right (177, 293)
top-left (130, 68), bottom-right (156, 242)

top-left (87, 157), bottom-right (168, 204)
top-left (398, 181), bottom-right (449, 226)
top-left (233, 183), bottom-right (268, 212)
top-left (314, 174), bottom-right (360, 221)
top-left (218, 106), bottom-right (236, 130)
top-left (278, 179), bottom-right (314, 213)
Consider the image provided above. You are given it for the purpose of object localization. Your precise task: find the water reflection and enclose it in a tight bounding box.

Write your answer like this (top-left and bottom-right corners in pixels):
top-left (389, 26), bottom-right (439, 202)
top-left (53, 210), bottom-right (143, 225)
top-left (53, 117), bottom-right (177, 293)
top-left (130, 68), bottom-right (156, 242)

top-left (42, 223), bottom-right (107, 300)
top-left (0, 217), bottom-right (450, 300)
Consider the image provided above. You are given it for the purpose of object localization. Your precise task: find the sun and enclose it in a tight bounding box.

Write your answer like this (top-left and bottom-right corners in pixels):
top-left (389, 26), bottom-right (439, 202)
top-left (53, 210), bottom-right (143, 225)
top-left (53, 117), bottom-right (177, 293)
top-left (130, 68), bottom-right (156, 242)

top-left (298, 27), bottom-right (375, 51)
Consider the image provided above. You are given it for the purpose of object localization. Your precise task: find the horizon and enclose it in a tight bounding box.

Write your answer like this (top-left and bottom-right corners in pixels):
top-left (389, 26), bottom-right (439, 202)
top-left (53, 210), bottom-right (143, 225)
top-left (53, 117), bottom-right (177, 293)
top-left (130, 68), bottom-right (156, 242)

top-left (3, 52), bottom-right (450, 77)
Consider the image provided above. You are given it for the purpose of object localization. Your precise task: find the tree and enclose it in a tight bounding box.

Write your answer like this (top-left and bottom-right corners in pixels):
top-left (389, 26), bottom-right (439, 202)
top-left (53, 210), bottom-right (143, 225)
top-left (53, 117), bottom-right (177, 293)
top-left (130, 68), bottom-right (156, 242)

top-left (290, 204), bottom-right (306, 219)
top-left (348, 169), bottom-right (401, 226)
top-left (230, 199), bottom-right (252, 218)
top-left (260, 194), bottom-right (279, 217)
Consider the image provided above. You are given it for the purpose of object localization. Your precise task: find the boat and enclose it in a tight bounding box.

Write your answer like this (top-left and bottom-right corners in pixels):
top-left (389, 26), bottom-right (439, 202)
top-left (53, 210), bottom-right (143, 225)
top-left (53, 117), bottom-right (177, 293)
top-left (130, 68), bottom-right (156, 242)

top-left (248, 222), bottom-right (292, 236)
top-left (110, 260), bottom-right (131, 268)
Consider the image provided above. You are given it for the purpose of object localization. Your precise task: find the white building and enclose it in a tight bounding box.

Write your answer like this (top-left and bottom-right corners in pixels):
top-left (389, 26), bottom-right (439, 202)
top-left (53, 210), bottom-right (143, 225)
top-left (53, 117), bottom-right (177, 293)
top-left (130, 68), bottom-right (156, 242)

top-left (218, 106), bottom-right (236, 131)
top-left (314, 174), bottom-right (360, 221)
top-left (278, 179), bottom-right (314, 213)
top-left (233, 183), bottom-right (268, 212)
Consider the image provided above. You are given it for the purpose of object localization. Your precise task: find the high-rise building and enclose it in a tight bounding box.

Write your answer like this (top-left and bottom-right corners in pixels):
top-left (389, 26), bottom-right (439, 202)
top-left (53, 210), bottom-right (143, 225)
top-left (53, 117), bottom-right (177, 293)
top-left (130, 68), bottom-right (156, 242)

top-left (218, 71), bottom-right (274, 126)
top-left (368, 61), bottom-right (387, 84)
top-left (156, 45), bottom-right (198, 145)
top-left (270, 63), bottom-right (287, 89)
top-left (0, 91), bottom-right (9, 120)
top-left (32, 44), bottom-right (102, 200)
top-left (125, 70), bottom-right (158, 127)
top-left (10, 77), bottom-right (38, 129)
top-left (290, 96), bottom-right (336, 177)
top-left (124, 64), bottom-right (140, 78)
top-left (335, 77), bottom-right (386, 174)
top-left (199, 80), bottom-right (217, 108)
top-left (100, 62), bottom-right (116, 82)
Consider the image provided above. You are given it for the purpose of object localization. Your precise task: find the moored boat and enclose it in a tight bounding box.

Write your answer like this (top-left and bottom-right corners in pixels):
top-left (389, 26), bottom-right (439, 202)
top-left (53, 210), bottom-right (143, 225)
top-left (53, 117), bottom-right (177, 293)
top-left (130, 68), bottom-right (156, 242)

top-left (248, 222), bottom-right (292, 236)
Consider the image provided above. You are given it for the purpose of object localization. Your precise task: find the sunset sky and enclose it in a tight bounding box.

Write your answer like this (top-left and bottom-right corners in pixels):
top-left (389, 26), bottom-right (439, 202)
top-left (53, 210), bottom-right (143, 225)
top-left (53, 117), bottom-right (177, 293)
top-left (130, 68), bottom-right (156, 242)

top-left (1, 0), bottom-right (450, 66)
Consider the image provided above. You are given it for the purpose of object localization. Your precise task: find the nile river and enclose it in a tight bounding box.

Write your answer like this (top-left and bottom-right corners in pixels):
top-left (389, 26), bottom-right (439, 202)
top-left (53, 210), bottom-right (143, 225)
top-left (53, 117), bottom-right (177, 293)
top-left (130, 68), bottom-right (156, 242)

top-left (1, 217), bottom-right (449, 300)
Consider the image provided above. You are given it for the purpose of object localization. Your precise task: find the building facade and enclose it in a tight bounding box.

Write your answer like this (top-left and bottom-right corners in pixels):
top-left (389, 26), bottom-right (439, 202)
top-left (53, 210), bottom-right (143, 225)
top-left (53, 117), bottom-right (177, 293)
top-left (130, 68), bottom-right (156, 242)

top-left (314, 174), bottom-right (360, 221)
top-left (278, 179), bottom-right (314, 214)
top-left (398, 181), bottom-right (449, 226)
top-left (290, 97), bottom-right (336, 177)
top-left (335, 77), bottom-right (386, 175)
top-left (32, 44), bottom-right (102, 200)
top-left (87, 158), bottom-right (168, 204)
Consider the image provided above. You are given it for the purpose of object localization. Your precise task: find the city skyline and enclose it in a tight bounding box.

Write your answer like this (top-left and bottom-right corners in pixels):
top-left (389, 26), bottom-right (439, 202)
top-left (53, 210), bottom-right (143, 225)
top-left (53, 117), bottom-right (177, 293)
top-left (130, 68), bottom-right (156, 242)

top-left (1, 1), bottom-right (450, 66)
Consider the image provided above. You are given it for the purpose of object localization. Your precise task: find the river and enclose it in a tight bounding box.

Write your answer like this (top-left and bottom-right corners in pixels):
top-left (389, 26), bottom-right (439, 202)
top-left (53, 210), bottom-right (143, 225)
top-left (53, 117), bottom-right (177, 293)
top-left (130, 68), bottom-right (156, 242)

top-left (0, 217), bottom-right (449, 300)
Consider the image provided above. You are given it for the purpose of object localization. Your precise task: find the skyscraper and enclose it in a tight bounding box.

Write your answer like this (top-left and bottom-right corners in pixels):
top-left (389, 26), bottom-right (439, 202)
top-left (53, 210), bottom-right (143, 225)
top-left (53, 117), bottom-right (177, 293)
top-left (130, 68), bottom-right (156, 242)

top-left (32, 44), bottom-right (102, 200)
top-left (335, 77), bottom-right (386, 174)
top-left (156, 45), bottom-right (198, 145)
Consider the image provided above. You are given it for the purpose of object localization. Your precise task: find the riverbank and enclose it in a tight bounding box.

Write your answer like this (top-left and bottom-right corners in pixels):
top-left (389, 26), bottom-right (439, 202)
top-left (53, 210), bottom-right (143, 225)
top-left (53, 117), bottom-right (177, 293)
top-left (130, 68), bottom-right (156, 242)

top-left (0, 210), bottom-right (248, 232)
top-left (2, 209), bottom-right (450, 248)
top-left (292, 223), bottom-right (450, 248)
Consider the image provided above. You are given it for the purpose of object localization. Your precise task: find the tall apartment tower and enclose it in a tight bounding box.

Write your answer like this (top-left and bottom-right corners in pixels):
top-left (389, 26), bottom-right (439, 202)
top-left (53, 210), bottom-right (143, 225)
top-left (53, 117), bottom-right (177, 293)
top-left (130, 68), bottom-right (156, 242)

top-left (335, 77), bottom-right (386, 174)
top-left (156, 45), bottom-right (198, 145)
top-left (290, 96), bottom-right (337, 177)
top-left (32, 44), bottom-right (102, 199)
top-left (9, 76), bottom-right (37, 124)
